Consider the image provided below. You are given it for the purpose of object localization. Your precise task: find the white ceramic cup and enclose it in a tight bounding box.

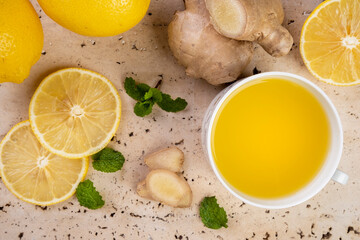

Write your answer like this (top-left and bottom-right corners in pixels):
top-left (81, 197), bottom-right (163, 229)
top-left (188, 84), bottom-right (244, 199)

top-left (202, 72), bottom-right (348, 209)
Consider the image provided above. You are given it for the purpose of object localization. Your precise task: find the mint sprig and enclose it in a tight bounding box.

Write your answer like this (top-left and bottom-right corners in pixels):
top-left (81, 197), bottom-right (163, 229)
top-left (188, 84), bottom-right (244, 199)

top-left (92, 148), bottom-right (125, 173)
top-left (124, 77), bottom-right (188, 117)
top-left (76, 180), bottom-right (105, 210)
top-left (199, 196), bottom-right (228, 229)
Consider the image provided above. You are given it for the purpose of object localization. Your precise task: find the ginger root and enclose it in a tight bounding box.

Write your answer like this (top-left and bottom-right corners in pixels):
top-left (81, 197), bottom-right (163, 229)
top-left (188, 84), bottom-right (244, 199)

top-left (145, 146), bottom-right (184, 173)
top-left (168, 0), bottom-right (254, 85)
top-left (136, 180), bottom-right (151, 199)
top-left (137, 147), bottom-right (192, 208)
top-left (146, 169), bottom-right (192, 208)
top-left (205, 0), bottom-right (293, 57)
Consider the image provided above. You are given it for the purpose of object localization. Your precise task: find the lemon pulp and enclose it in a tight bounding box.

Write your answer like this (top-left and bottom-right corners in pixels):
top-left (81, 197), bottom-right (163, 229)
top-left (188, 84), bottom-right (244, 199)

top-left (29, 68), bottom-right (121, 159)
top-left (0, 121), bottom-right (88, 206)
top-left (300, 0), bottom-right (360, 85)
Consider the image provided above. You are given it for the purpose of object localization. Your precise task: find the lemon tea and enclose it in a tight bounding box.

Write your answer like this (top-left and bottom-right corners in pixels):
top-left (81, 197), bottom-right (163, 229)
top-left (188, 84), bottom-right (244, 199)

top-left (211, 78), bottom-right (330, 198)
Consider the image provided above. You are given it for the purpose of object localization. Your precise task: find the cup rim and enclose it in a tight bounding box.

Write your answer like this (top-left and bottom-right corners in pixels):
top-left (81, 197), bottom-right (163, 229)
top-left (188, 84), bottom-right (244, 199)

top-left (204, 71), bottom-right (343, 209)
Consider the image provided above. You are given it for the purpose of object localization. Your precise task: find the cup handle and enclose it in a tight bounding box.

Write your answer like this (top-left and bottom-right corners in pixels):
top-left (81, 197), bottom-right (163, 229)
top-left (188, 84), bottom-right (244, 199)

top-left (331, 169), bottom-right (349, 185)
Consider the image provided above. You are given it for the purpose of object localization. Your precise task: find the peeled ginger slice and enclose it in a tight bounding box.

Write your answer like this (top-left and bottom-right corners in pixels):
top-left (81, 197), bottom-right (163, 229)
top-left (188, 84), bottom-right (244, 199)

top-left (144, 147), bottom-right (184, 172)
top-left (136, 180), bottom-right (151, 199)
top-left (145, 169), bottom-right (192, 208)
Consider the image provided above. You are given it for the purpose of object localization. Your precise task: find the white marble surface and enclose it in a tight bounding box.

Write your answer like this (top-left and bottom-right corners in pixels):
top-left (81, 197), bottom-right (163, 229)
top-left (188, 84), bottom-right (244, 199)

top-left (0, 0), bottom-right (359, 239)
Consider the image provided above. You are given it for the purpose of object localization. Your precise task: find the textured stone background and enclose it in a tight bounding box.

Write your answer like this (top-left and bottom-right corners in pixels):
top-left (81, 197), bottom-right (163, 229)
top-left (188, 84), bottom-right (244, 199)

top-left (0, 0), bottom-right (359, 239)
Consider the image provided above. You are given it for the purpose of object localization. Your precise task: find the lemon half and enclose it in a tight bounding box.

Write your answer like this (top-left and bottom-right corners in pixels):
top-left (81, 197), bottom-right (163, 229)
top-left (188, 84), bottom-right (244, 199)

top-left (0, 121), bottom-right (88, 206)
top-left (300, 0), bottom-right (360, 86)
top-left (29, 68), bottom-right (121, 159)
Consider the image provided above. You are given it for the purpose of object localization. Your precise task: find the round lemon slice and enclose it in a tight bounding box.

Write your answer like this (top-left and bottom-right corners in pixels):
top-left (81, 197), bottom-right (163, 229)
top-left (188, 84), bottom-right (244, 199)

top-left (0, 121), bottom-right (88, 206)
top-left (29, 68), bottom-right (121, 159)
top-left (300, 0), bottom-right (360, 85)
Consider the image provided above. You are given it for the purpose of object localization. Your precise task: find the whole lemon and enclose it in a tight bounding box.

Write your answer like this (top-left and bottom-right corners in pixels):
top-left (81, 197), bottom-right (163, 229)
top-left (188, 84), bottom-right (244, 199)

top-left (37, 0), bottom-right (151, 37)
top-left (0, 0), bottom-right (44, 84)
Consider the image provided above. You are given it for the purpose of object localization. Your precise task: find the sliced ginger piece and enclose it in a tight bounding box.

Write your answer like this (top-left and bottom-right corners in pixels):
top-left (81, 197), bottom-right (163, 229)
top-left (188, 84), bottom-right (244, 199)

top-left (145, 169), bottom-right (192, 208)
top-left (206, 0), bottom-right (246, 37)
top-left (177, 188), bottom-right (193, 208)
top-left (136, 180), bottom-right (151, 199)
top-left (145, 147), bottom-right (184, 173)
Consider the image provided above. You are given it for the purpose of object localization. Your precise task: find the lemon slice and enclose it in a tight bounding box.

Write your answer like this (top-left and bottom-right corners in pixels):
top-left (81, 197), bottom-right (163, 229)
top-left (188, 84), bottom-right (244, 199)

top-left (300, 0), bottom-right (360, 85)
top-left (29, 68), bottom-right (121, 159)
top-left (0, 121), bottom-right (88, 206)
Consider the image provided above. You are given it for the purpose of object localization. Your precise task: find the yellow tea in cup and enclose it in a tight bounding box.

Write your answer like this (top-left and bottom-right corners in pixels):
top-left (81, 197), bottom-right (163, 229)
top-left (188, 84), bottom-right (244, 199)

top-left (211, 78), bottom-right (330, 199)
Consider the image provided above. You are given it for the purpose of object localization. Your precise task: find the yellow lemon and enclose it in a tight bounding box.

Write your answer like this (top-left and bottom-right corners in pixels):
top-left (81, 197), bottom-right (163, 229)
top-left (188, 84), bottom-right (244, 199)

top-left (29, 68), bottom-right (121, 159)
top-left (0, 0), bottom-right (44, 84)
top-left (37, 0), bottom-right (151, 37)
top-left (0, 121), bottom-right (88, 206)
top-left (300, 0), bottom-right (360, 86)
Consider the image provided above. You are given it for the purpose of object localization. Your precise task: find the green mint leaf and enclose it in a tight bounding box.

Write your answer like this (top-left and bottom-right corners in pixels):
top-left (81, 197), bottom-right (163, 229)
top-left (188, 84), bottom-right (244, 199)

top-left (151, 88), bottom-right (163, 103)
top-left (157, 93), bottom-right (188, 112)
top-left (199, 196), bottom-right (228, 229)
top-left (144, 88), bottom-right (162, 102)
top-left (76, 180), bottom-right (105, 210)
top-left (144, 89), bottom-right (153, 100)
top-left (134, 100), bottom-right (154, 117)
top-left (92, 148), bottom-right (125, 173)
top-left (137, 83), bottom-right (151, 96)
top-left (124, 77), bottom-right (150, 101)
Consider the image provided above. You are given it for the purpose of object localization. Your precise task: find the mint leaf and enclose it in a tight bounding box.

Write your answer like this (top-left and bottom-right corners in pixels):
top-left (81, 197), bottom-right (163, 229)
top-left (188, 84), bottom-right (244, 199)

top-left (92, 148), bottom-right (125, 173)
top-left (157, 93), bottom-right (188, 112)
top-left (124, 77), bottom-right (150, 101)
top-left (134, 101), bottom-right (154, 117)
top-left (151, 88), bottom-right (163, 102)
top-left (76, 180), bottom-right (105, 210)
top-left (137, 83), bottom-right (151, 97)
top-left (144, 88), bottom-right (162, 102)
top-left (199, 196), bottom-right (228, 229)
top-left (144, 89), bottom-right (153, 100)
